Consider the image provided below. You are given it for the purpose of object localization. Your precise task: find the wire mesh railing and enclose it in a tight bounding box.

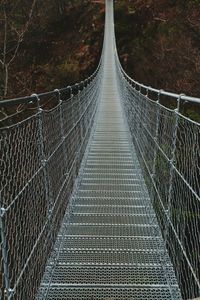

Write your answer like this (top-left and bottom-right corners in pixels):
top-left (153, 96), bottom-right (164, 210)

top-left (115, 55), bottom-right (200, 300)
top-left (0, 63), bottom-right (102, 299)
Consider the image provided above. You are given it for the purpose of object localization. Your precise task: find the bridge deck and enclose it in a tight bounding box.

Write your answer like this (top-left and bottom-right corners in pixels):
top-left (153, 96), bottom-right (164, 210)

top-left (37, 1), bottom-right (182, 299)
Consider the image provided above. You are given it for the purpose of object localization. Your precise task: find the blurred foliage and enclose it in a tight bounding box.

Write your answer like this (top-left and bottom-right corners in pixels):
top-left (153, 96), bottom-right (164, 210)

top-left (115, 0), bottom-right (200, 100)
top-left (1, 0), bottom-right (200, 114)
top-left (40, 59), bottom-right (80, 91)
top-left (0, 0), bottom-right (104, 98)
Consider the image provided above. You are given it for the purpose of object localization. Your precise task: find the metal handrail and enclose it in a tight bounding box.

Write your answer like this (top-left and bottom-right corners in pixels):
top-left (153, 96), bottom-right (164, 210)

top-left (122, 69), bottom-right (200, 104)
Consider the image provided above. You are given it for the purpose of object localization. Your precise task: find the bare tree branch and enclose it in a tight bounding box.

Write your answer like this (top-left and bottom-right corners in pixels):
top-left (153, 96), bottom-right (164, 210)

top-left (0, 0), bottom-right (37, 98)
top-left (3, 1), bottom-right (7, 65)
top-left (8, 0), bottom-right (37, 67)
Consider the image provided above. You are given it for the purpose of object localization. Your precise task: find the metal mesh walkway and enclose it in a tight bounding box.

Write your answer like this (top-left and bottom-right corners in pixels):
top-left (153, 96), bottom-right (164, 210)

top-left (1, 0), bottom-right (200, 299)
top-left (37, 1), bottom-right (182, 299)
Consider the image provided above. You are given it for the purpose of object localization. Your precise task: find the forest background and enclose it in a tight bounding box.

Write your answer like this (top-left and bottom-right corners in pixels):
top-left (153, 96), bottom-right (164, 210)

top-left (0, 0), bottom-right (200, 102)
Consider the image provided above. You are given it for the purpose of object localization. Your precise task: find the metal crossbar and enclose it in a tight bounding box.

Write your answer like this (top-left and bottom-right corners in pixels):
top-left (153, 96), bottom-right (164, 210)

top-left (0, 0), bottom-right (199, 299)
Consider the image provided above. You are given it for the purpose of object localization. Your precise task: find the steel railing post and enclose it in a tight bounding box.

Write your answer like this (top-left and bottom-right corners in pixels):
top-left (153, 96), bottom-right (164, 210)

top-left (167, 95), bottom-right (184, 215)
top-left (164, 94), bottom-right (185, 248)
top-left (54, 89), bottom-right (68, 177)
top-left (151, 90), bottom-right (163, 181)
top-left (0, 204), bottom-right (13, 299)
top-left (32, 94), bottom-right (53, 233)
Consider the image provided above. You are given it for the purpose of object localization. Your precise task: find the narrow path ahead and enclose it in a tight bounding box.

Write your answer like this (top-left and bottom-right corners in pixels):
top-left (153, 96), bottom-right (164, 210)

top-left (38, 1), bottom-right (181, 299)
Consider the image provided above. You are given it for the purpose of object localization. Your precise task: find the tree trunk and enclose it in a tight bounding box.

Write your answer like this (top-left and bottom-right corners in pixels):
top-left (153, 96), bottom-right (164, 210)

top-left (3, 64), bottom-right (8, 98)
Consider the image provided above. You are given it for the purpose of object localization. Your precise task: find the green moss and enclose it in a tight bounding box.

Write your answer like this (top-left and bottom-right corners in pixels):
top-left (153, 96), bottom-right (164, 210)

top-left (38, 57), bottom-right (80, 90)
top-left (185, 109), bottom-right (200, 123)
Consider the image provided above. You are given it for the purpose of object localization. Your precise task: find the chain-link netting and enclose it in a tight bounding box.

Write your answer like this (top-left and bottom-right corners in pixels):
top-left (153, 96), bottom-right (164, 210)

top-left (117, 61), bottom-right (200, 299)
top-left (0, 67), bottom-right (101, 299)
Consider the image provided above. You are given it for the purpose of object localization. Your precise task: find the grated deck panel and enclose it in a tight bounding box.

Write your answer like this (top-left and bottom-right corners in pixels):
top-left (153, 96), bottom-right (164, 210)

top-left (37, 287), bottom-right (181, 300)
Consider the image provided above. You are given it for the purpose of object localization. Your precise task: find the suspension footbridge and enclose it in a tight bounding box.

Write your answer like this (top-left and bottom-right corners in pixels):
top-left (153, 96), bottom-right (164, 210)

top-left (0, 1), bottom-right (199, 299)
